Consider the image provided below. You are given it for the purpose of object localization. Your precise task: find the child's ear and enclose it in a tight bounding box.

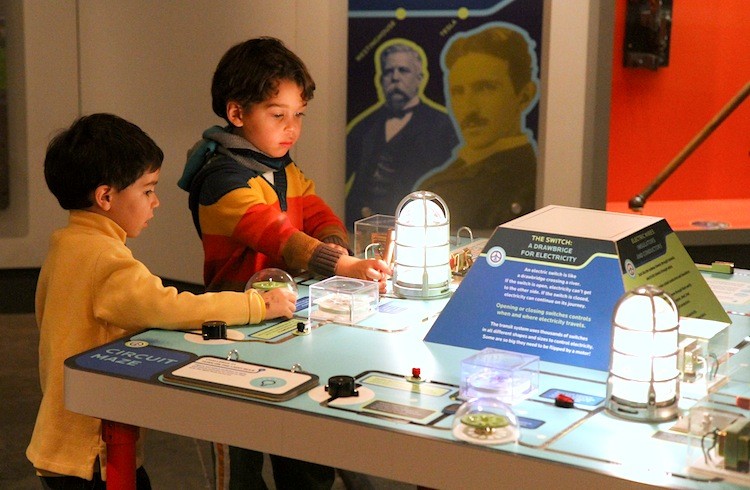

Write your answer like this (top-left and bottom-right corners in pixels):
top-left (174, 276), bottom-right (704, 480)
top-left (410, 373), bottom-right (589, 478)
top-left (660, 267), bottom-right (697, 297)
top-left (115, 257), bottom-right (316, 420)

top-left (93, 185), bottom-right (113, 211)
top-left (226, 101), bottom-right (244, 128)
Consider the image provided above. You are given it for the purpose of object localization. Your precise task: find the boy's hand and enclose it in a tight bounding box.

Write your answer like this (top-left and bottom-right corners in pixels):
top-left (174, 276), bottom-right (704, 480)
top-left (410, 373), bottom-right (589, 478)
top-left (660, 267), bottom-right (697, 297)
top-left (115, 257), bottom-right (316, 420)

top-left (260, 288), bottom-right (297, 320)
top-left (335, 255), bottom-right (392, 293)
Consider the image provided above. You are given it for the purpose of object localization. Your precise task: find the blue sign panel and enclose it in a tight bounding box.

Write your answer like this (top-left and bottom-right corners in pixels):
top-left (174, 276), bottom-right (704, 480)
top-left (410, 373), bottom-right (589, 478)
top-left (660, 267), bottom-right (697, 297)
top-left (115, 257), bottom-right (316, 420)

top-left (73, 339), bottom-right (193, 380)
top-left (425, 228), bottom-right (623, 371)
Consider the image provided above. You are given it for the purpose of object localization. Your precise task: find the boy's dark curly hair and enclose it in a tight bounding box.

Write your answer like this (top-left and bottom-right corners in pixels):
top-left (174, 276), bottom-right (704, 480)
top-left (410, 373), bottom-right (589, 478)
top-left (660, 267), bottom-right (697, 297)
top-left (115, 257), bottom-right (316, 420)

top-left (211, 37), bottom-right (316, 124)
top-left (44, 113), bottom-right (163, 210)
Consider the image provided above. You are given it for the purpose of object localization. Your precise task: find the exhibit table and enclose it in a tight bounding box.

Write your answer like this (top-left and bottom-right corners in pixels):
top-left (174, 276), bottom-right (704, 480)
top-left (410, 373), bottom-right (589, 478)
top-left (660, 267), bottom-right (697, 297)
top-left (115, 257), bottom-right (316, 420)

top-left (65, 272), bottom-right (750, 489)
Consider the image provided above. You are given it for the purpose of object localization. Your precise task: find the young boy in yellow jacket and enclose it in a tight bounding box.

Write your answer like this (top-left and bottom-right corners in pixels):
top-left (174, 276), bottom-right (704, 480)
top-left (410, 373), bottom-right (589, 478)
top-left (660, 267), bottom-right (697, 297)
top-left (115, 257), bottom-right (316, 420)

top-left (26, 113), bottom-right (296, 489)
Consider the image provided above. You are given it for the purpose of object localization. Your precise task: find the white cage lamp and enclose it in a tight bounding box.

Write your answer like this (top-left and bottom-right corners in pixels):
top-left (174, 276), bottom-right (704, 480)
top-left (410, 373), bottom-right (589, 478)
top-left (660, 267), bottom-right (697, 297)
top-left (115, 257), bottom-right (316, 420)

top-left (392, 191), bottom-right (451, 299)
top-left (606, 285), bottom-right (680, 422)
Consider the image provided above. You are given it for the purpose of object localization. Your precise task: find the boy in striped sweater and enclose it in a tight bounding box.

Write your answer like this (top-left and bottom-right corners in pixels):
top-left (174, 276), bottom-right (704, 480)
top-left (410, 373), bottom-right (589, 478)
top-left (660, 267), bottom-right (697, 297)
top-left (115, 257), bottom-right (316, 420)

top-left (179, 37), bottom-right (391, 490)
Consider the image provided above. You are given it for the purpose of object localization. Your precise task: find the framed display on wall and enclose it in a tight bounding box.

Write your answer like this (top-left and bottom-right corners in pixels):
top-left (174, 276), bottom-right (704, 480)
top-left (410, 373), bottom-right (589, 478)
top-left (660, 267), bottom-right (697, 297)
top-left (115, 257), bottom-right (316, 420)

top-left (344, 0), bottom-right (544, 234)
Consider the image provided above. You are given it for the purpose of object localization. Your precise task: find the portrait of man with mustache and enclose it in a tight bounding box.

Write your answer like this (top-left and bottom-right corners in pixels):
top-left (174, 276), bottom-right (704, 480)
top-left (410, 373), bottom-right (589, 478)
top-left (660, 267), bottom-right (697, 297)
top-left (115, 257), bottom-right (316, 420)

top-left (417, 25), bottom-right (540, 233)
top-left (345, 39), bottom-right (459, 225)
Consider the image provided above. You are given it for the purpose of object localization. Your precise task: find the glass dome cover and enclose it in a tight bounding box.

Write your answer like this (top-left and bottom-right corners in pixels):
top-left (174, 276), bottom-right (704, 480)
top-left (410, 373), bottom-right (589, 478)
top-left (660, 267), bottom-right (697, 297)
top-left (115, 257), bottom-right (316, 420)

top-left (451, 396), bottom-right (519, 445)
top-left (245, 268), bottom-right (298, 294)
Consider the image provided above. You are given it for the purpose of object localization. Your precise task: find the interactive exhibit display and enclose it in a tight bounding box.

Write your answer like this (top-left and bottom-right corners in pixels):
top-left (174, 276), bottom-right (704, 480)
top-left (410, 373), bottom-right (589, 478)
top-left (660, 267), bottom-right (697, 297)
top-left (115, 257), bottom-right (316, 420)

top-left (65, 207), bottom-right (750, 486)
top-left (422, 205), bottom-right (750, 481)
top-left (426, 205), bottom-right (729, 372)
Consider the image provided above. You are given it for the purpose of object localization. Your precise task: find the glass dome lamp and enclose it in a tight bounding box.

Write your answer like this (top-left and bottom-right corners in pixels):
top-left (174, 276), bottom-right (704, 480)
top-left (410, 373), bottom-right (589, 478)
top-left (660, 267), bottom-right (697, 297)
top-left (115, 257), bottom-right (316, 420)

top-left (392, 191), bottom-right (451, 299)
top-left (606, 285), bottom-right (680, 422)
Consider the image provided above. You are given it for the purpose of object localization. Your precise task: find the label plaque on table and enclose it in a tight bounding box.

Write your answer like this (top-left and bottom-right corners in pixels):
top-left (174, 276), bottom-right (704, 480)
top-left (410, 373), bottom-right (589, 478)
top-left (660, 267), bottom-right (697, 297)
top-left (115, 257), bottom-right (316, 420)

top-left (162, 356), bottom-right (319, 402)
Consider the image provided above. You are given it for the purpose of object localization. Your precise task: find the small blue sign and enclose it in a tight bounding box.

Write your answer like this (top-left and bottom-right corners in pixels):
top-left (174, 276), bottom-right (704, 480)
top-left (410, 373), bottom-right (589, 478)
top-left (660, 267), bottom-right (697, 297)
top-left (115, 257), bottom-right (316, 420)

top-left (296, 296), bottom-right (310, 311)
top-left (73, 339), bottom-right (193, 380)
top-left (378, 301), bottom-right (408, 314)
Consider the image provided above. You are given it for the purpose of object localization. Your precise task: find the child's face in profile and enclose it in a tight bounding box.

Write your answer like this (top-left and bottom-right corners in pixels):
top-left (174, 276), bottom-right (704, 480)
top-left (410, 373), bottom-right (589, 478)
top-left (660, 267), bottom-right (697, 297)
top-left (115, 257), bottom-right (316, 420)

top-left (234, 79), bottom-right (307, 158)
top-left (105, 168), bottom-right (161, 238)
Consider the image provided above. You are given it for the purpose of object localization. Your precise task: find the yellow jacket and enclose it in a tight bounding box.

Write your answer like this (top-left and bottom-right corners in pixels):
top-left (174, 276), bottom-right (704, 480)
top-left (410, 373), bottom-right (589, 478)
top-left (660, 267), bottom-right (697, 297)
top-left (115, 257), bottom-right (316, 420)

top-left (27, 210), bottom-right (265, 480)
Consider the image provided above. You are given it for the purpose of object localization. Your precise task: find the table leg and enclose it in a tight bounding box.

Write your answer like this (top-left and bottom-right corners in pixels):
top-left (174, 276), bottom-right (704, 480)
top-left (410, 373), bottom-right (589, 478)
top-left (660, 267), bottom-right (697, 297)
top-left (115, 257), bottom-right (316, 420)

top-left (102, 420), bottom-right (138, 490)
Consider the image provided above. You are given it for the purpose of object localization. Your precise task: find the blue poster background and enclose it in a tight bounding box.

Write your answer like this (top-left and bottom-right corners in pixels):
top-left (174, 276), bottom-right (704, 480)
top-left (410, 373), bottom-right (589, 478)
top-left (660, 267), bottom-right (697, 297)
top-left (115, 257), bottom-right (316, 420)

top-left (345, 0), bottom-right (544, 226)
top-left (346, 0), bottom-right (542, 131)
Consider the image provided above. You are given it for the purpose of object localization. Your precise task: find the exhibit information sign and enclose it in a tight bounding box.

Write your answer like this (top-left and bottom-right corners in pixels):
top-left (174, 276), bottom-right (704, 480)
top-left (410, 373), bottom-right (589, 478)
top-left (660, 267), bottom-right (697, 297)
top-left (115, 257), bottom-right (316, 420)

top-left (425, 206), bottom-right (730, 371)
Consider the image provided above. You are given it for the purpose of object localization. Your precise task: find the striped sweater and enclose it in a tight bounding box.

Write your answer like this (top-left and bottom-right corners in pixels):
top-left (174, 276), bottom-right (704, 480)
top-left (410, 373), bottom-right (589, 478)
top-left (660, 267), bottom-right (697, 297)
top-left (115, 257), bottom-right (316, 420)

top-left (181, 126), bottom-right (349, 292)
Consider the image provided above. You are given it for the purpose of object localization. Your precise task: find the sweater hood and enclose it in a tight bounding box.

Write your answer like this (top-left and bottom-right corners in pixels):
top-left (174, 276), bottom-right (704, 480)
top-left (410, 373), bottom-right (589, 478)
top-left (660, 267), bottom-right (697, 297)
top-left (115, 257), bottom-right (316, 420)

top-left (178, 125), bottom-right (291, 191)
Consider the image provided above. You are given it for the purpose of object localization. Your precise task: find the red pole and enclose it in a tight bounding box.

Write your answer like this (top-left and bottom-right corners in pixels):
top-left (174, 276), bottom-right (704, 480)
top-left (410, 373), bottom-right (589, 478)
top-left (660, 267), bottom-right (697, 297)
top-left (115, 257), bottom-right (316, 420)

top-left (101, 420), bottom-right (139, 490)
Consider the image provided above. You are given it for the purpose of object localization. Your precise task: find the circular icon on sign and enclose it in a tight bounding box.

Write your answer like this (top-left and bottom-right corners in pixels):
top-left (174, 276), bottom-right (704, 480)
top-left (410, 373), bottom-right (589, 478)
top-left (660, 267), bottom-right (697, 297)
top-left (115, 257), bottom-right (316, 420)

top-left (485, 246), bottom-right (506, 267)
top-left (124, 340), bottom-right (149, 348)
top-left (624, 259), bottom-right (637, 278)
top-left (251, 377), bottom-right (286, 389)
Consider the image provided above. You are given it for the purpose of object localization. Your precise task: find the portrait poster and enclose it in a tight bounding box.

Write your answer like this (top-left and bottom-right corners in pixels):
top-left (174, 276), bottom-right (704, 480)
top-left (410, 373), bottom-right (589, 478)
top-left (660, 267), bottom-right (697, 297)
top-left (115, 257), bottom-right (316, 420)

top-left (345, 0), bottom-right (544, 233)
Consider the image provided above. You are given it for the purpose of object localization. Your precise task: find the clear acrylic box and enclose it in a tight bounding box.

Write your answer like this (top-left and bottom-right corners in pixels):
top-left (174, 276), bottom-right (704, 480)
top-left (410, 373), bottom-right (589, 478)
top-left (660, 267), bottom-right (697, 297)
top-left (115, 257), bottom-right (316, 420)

top-left (678, 317), bottom-right (730, 399)
top-left (308, 276), bottom-right (379, 325)
top-left (460, 347), bottom-right (539, 405)
top-left (353, 214), bottom-right (395, 258)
